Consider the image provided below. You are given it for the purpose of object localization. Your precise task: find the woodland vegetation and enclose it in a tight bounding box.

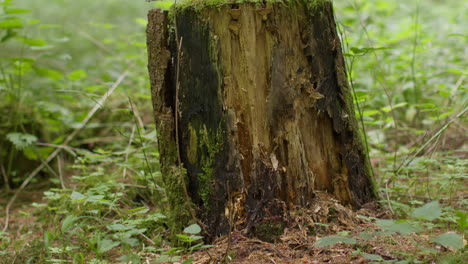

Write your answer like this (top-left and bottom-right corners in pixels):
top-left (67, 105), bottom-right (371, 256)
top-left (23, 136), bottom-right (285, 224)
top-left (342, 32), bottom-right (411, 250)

top-left (0, 0), bottom-right (466, 263)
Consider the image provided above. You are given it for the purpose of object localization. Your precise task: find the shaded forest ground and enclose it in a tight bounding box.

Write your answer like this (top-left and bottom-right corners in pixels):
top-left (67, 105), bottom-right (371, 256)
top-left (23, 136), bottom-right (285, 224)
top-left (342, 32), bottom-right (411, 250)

top-left (0, 0), bottom-right (466, 263)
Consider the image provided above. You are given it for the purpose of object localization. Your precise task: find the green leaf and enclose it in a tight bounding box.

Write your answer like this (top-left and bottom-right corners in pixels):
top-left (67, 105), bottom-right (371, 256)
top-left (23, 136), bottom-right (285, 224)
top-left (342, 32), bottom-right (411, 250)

top-left (28, 19), bottom-right (40, 25)
top-left (430, 233), bottom-right (464, 250)
top-left (381, 102), bottom-right (408, 113)
top-left (70, 191), bottom-right (86, 201)
top-left (135, 18), bottom-right (147, 26)
top-left (34, 67), bottom-right (63, 80)
top-left (414, 103), bottom-right (436, 109)
top-left (5, 8), bottom-right (31, 14)
top-left (446, 68), bottom-right (465, 75)
top-left (118, 253), bottom-right (140, 263)
top-left (67, 70), bottom-right (87, 81)
top-left (122, 237), bottom-right (139, 247)
top-left (6, 132), bottom-right (37, 150)
top-left (123, 228), bottom-right (147, 237)
top-left (314, 236), bottom-right (357, 248)
top-left (183, 224), bottom-right (201, 234)
top-left (0, 29), bottom-right (16, 42)
top-left (181, 258), bottom-right (194, 264)
top-left (410, 201), bottom-right (442, 221)
top-left (376, 219), bottom-right (423, 235)
top-left (176, 234), bottom-right (190, 240)
top-left (127, 207), bottom-right (149, 214)
top-left (199, 244), bottom-right (214, 249)
top-left (61, 215), bottom-right (79, 233)
top-left (0, 56), bottom-right (35, 63)
top-left (16, 36), bottom-right (47, 46)
top-left (455, 211), bottom-right (467, 233)
top-left (189, 235), bottom-right (203, 241)
top-left (361, 253), bottom-right (384, 261)
top-left (99, 239), bottom-right (120, 253)
top-left (372, 231), bottom-right (395, 236)
top-left (362, 110), bottom-right (380, 116)
top-left (0, 19), bottom-right (23, 29)
top-left (23, 146), bottom-right (53, 161)
top-left (154, 255), bottom-right (181, 263)
top-left (359, 232), bottom-right (374, 240)
top-left (437, 110), bottom-right (454, 120)
top-left (107, 224), bottom-right (133, 231)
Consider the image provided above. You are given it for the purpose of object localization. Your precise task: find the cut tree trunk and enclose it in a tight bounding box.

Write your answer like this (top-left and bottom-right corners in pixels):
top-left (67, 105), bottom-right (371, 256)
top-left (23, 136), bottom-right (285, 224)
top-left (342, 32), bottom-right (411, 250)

top-left (147, 0), bottom-right (376, 239)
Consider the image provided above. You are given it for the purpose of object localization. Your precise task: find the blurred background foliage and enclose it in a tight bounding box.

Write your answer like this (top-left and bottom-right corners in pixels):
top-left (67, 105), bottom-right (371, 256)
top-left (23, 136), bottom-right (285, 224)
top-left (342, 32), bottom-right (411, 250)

top-left (0, 0), bottom-right (466, 262)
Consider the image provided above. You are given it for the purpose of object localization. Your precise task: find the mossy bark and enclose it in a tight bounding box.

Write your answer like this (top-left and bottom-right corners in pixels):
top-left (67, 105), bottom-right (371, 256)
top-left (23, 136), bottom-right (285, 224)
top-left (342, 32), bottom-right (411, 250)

top-left (147, 0), bottom-right (376, 238)
top-left (146, 9), bottom-right (194, 229)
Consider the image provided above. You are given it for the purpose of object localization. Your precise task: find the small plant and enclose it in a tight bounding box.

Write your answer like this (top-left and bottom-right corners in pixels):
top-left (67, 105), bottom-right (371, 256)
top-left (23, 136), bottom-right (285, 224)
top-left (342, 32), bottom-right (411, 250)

top-left (314, 201), bottom-right (465, 262)
top-left (154, 223), bottom-right (212, 264)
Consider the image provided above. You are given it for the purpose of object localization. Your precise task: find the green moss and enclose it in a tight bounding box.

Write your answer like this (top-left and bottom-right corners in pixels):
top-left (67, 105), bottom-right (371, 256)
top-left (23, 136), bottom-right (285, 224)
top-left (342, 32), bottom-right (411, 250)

top-left (302, 0), bottom-right (331, 10)
top-left (187, 123), bottom-right (198, 164)
top-left (174, 0), bottom-right (331, 11)
top-left (195, 123), bottom-right (224, 212)
top-left (176, 0), bottom-right (278, 11)
top-left (157, 132), bottom-right (194, 233)
top-left (162, 165), bottom-right (194, 233)
top-left (153, 0), bottom-right (175, 10)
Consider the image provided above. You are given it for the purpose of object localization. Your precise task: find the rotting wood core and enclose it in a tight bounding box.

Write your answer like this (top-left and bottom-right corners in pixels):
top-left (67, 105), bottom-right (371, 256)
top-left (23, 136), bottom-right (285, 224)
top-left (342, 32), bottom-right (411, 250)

top-left (147, 0), bottom-right (376, 238)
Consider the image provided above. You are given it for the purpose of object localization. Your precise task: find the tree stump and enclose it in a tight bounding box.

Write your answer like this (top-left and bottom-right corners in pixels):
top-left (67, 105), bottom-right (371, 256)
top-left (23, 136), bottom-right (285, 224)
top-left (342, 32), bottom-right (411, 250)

top-left (147, 0), bottom-right (376, 238)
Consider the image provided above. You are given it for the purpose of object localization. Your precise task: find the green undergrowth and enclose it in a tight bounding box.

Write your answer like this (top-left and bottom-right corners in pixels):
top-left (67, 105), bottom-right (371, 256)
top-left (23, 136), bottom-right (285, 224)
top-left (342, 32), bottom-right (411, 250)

top-left (316, 200), bottom-right (466, 262)
top-left (335, 0), bottom-right (467, 208)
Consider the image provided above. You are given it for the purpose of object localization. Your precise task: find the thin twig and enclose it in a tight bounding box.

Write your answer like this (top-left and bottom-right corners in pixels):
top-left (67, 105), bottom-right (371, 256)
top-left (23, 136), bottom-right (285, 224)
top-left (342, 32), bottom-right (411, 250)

top-left (173, 0), bottom-right (182, 167)
top-left (130, 100), bottom-right (145, 129)
top-left (139, 233), bottom-right (156, 245)
top-left (78, 30), bottom-right (114, 54)
top-left (395, 106), bottom-right (468, 175)
top-left (35, 142), bottom-right (81, 155)
top-left (175, 37), bottom-right (183, 166)
top-left (2, 66), bottom-right (132, 232)
top-left (123, 125), bottom-right (136, 179)
top-left (384, 182), bottom-right (394, 215)
top-left (57, 154), bottom-right (66, 189)
top-left (122, 184), bottom-right (149, 189)
top-left (129, 98), bottom-right (155, 179)
top-left (223, 193), bottom-right (236, 263)
top-left (79, 136), bottom-right (123, 145)
top-left (36, 152), bottom-right (60, 180)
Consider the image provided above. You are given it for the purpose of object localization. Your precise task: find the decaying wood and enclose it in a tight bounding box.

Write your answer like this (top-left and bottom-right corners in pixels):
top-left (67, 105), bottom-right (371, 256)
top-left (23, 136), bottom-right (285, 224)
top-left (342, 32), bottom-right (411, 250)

top-left (147, 1), bottom-right (376, 238)
top-left (147, 9), bottom-right (194, 228)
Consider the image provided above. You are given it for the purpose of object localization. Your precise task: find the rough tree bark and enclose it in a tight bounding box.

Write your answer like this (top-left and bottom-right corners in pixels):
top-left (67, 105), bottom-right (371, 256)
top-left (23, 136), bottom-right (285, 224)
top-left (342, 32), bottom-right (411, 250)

top-left (147, 0), bottom-right (376, 239)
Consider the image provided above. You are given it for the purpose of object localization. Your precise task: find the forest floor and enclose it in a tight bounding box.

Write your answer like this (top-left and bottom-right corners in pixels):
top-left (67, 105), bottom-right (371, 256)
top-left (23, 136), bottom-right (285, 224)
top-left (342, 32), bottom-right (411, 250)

top-left (3, 187), bottom-right (466, 263)
top-left (147, 195), bottom-right (466, 264)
